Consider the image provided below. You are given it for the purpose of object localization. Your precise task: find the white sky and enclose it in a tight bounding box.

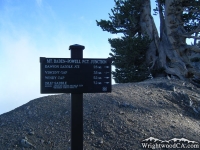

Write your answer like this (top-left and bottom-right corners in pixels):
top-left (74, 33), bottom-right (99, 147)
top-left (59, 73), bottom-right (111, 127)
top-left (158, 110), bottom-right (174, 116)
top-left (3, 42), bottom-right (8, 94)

top-left (0, 0), bottom-right (160, 115)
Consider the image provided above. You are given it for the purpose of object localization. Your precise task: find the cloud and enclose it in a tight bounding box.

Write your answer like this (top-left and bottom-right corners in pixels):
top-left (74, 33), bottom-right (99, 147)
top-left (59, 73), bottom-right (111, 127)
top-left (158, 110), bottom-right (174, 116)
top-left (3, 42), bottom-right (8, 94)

top-left (0, 22), bottom-right (87, 114)
top-left (0, 1), bottom-right (115, 114)
top-left (0, 32), bottom-right (43, 114)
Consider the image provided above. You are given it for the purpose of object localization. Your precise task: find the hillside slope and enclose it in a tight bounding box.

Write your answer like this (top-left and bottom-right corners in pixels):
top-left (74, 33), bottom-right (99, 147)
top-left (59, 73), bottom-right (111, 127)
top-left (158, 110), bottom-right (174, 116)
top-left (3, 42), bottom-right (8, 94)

top-left (0, 77), bottom-right (200, 149)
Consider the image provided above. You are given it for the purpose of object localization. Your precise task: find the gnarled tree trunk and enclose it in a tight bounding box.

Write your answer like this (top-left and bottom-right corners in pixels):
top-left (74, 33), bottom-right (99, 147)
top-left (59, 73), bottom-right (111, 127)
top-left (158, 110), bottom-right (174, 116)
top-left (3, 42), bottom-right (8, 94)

top-left (139, 0), bottom-right (200, 85)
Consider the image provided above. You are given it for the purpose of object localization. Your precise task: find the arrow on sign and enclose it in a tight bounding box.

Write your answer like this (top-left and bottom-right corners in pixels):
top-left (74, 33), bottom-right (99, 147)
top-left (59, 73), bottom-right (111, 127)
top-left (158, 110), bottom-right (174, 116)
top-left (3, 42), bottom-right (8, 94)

top-left (104, 72), bottom-right (110, 74)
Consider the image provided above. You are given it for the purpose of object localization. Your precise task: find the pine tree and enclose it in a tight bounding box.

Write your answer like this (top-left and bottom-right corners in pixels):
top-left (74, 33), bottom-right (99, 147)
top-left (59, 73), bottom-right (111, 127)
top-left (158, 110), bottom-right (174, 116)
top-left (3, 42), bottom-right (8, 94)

top-left (109, 36), bottom-right (151, 83)
top-left (96, 0), bottom-right (151, 83)
top-left (97, 0), bottom-right (200, 86)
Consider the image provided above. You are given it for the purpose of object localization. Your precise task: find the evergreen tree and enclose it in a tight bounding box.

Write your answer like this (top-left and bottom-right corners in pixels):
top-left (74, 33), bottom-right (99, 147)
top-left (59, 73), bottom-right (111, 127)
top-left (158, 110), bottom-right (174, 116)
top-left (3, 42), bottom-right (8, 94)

top-left (109, 36), bottom-right (151, 83)
top-left (96, 0), bottom-right (151, 83)
top-left (97, 0), bottom-right (200, 86)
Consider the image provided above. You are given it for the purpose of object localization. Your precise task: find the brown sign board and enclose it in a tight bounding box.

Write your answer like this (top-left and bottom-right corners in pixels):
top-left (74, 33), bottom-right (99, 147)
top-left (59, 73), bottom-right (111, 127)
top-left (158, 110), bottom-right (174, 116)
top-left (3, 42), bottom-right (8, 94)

top-left (40, 57), bottom-right (112, 93)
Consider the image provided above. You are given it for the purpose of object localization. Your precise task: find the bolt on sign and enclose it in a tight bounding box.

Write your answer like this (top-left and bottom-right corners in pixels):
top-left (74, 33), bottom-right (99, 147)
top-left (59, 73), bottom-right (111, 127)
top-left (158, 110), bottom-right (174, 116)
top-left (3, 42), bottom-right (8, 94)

top-left (40, 57), bottom-right (112, 93)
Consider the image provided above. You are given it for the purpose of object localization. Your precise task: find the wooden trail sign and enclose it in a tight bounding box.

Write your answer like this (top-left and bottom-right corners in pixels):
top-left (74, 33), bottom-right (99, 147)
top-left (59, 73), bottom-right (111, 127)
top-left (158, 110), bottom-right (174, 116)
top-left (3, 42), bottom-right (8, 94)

top-left (40, 44), bottom-right (112, 150)
top-left (40, 58), bottom-right (112, 93)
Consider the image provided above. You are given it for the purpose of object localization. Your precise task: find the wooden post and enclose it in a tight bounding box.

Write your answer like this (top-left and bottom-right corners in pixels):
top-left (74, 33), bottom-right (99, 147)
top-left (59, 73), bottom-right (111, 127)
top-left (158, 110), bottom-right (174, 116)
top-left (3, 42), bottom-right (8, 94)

top-left (69, 44), bottom-right (85, 150)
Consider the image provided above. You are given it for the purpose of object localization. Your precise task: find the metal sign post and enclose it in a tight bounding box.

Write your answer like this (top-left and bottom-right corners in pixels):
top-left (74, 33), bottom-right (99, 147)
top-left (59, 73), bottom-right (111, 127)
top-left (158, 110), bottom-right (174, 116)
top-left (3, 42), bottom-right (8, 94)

top-left (69, 44), bottom-right (84, 150)
top-left (39, 44), bottom-right (112, 150)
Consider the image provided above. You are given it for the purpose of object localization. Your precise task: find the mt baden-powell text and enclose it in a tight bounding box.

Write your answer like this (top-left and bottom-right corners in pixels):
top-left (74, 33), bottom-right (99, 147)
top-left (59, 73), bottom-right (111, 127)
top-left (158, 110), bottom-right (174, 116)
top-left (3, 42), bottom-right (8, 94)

top-left (40, 57), bottom-right (112, 93)
top-left (39, 44), bottom-right (112, 150)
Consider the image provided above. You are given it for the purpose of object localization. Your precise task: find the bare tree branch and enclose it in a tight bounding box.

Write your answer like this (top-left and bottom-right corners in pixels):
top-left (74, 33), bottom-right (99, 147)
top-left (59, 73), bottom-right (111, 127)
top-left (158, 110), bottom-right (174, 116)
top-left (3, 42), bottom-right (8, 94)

top-left (186, 28), bottom-right (200, 35)
top-left (180, 34), bottom-right (200, 39)
top-left (187, 45), bottom-right (200, 52)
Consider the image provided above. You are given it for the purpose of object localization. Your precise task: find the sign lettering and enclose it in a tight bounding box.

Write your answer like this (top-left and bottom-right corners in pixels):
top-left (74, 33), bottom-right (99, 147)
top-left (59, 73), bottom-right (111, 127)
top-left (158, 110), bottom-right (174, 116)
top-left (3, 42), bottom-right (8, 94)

top-left (40, 58), bottom-right (112, 93)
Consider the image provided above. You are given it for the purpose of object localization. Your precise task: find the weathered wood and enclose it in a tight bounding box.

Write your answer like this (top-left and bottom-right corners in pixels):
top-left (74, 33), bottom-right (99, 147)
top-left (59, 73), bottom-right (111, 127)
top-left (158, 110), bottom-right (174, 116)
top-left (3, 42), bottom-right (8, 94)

top-left (138, 0), bottom-right (200, 85)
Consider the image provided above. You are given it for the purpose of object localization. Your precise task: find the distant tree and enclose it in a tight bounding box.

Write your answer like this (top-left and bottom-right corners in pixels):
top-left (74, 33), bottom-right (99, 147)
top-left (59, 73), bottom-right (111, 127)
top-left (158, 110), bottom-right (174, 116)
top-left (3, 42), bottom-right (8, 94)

top-left (97, 0), bottom-right (200, 85)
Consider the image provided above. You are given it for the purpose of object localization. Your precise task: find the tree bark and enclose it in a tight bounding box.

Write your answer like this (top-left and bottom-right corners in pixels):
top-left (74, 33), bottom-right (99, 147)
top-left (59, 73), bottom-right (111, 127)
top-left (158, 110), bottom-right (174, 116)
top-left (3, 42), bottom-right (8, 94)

top-left (139, 0), bottom-right (159, 69)
top-left (139, 0), bottom-right (200, 84)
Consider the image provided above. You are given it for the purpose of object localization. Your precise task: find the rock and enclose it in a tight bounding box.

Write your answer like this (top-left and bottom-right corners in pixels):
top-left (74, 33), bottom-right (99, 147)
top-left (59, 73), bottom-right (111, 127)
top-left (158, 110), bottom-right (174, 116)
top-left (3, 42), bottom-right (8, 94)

top-left (119, 111), bottom-right (125, 115)
top-left (28, 131), bottom-right (35, 135)
top-left (119, 102), bottom-right (134, 108)
top-left (98, 138), bottom-right (103, 144)
top-left (119, 102), bottom-right (129, 108)
top-left (21, 137), bottom-right (35, 148)
top-left (104, 128), bottom-right (111, 133)
top-left (170, 125), bottom-right (176, 128)
top-left (28, 128), bottom-right (35, 135)
top-left (40, 139), bottom-right (45, 144)
top-left (127, 118), bottom-right (134, 123)
top-left (91, 129), bottom-right (95, 135)
top-left (173, 86), bottom-right (177, 92)
top-left (93, 138), bottom-right (104, 148)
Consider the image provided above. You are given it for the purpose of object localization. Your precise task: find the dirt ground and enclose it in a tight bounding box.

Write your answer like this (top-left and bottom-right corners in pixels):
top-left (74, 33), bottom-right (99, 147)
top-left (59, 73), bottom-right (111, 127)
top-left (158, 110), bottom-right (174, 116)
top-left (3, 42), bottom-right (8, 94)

top-left (0, 77), bottom-right (200, 149)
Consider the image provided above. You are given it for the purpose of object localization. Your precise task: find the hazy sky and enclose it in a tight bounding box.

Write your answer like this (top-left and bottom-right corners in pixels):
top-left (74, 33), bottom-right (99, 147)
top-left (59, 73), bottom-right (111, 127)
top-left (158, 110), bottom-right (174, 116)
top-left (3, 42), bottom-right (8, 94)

top-left (0, 0), bottom-right (158, 115)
